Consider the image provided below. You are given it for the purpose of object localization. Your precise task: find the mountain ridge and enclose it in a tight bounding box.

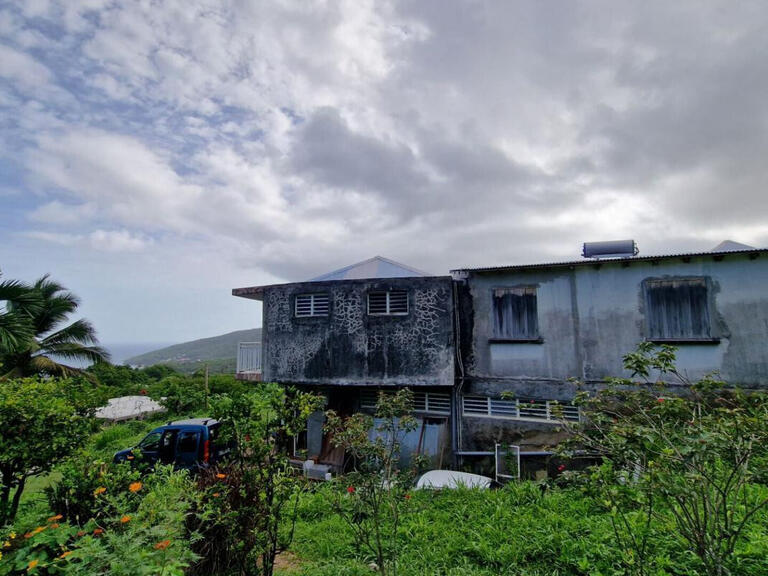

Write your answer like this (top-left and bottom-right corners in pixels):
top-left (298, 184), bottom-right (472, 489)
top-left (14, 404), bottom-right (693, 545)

top-left (125, 328), bottom-right (262, 374)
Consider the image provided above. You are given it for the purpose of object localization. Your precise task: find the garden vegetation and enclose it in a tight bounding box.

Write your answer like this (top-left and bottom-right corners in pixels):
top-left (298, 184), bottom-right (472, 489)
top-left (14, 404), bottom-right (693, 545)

top-left (2, 272), bottom-right (768, 575)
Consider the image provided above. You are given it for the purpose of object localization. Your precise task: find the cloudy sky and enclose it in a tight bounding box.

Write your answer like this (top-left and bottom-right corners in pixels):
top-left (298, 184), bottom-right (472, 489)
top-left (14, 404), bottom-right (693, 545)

top-left (1, 0), bottom-right (767, 347)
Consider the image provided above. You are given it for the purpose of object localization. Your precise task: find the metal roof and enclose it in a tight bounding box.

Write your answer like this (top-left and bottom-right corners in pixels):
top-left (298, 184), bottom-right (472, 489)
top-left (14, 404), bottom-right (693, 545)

top-left (233, 256), bottom-right (431, 301)
top-left (451, 247), bottom-right (768, 275)
top-left (309, 256), bottom-right (430, 281)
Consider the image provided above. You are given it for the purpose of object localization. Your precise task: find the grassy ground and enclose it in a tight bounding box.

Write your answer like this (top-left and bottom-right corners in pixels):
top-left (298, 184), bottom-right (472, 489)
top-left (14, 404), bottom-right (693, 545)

top-left (279, 482), bottom-right (768, 576)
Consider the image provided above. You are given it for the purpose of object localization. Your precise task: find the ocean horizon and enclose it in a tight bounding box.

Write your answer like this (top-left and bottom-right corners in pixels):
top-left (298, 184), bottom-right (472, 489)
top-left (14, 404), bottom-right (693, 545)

top-left (103, 342), bottom-right (176, 366)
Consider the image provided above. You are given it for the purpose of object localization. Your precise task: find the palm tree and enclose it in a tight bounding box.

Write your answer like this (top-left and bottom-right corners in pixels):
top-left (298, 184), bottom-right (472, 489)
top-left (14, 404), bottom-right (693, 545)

top-left (0, 276), bottom-right (40, 356)
top-left (1, 275), bottom-right (110, 378)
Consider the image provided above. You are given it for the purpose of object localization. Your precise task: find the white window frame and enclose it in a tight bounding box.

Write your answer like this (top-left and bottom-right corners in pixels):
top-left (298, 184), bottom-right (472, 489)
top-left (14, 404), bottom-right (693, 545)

top-left (367, 290), bottom-right (409, 316)
top-left (294, 293), bottom-right (329, 317)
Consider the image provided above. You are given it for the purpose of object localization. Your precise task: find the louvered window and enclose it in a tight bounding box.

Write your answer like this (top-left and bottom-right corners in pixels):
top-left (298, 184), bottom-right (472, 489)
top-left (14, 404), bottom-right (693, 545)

top-left (368, 290), bottom-right (408, 315)
top-left (492, 287), bottom-right (538, 339)
top-left (294, 293), bottom-right (329, 317)
top-left (645, 278), bottom-right (710, 340)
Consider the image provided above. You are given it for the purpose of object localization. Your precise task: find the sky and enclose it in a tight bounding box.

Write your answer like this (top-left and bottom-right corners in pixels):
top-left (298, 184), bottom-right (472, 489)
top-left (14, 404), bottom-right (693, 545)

top-left (1, 1), bottom-right (768, 346)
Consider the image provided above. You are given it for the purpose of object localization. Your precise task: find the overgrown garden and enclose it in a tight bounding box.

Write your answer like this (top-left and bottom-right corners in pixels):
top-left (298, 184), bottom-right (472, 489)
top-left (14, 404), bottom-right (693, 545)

top-left (2, 272), bottom-right (768, 575)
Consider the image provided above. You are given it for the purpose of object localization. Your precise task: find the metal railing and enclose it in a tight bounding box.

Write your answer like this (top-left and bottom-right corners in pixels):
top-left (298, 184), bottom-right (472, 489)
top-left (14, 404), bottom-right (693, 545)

top-left (236, 341), bottom-right (262, 374)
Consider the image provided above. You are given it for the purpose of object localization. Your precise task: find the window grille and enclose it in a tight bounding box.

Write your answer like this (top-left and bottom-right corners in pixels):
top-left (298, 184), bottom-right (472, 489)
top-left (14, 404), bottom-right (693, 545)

top-left (295, 293), bottom-right (329, 317)
top-left (360, 389), bottom-right (450, 415)
top-left (644, 278), bottom-right (710, 339)
top-left (462, 395), bottom-right (579, 423)
top-left (492, 286), bottom-right (538, 339)
top-left (368, 290), bottom-right (408, 315)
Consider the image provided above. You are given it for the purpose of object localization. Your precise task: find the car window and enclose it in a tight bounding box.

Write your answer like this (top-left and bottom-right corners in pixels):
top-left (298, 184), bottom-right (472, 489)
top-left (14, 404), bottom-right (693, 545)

top-left (178, 431), bottom-right (199, 454)
top-left (139, 431), bottom-right (162, 451)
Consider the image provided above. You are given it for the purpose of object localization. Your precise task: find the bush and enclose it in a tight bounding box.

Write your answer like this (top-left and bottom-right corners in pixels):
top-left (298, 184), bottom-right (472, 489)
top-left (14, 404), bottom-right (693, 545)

top-left (2, 466), bottom-right (198, 575)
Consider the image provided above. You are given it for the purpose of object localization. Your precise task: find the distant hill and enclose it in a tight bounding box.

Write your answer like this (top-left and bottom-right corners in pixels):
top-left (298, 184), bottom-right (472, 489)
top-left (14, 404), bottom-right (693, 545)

top-left (125, 328), bottom-right (262, 374)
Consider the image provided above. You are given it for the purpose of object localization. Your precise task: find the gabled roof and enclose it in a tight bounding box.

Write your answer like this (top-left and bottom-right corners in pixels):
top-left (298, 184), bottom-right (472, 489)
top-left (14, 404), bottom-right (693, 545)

top-left (308, 256), bottom-right (429, 282)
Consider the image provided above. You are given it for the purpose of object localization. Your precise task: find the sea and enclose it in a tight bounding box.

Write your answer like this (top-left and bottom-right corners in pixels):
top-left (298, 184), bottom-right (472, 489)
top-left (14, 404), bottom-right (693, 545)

top-left (106, 342), bottom-right (174, 366)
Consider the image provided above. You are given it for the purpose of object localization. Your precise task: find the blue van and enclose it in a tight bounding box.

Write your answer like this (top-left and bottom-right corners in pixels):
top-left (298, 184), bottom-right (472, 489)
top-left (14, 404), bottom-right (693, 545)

top-left (113, 418), bottom-right (227, 470)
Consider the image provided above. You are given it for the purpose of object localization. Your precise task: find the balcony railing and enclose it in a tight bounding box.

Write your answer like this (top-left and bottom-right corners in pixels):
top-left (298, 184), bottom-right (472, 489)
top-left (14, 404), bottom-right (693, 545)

top-left (236, 341), bottom-right (262, 375)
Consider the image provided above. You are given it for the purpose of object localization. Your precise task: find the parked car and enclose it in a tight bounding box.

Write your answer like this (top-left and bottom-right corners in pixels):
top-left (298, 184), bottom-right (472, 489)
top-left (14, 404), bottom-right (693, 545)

top-left (113, 418), bottom-right (229, 470)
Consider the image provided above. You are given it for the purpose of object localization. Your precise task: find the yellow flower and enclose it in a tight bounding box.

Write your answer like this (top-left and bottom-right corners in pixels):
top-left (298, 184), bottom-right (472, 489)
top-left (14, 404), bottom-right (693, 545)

top-left (128, 482), bottom-right (143, 493)
top-left (2, 540), bottom-right (9, 548)
top-left (0, 551), bottom-right (3, 561)
top-left (9, 532), bottom-right (16, 539)
top-left (27, 559), bottom-right (39, 570)
top-left (120, 515), bottom-right (131, 524)
top-left (93, 486), bottom-right (107, 496)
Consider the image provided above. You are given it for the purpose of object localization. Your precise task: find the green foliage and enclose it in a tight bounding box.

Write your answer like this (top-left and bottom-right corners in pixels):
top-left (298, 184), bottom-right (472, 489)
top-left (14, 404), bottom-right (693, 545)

top-left (0, 378), bottom-right (97, 525)
top-left (1, 466), bottom-right (198, 575)
top-left (324, 389), bottom-right (419, 576)
top-left (565, 343), bottom-right (768, 576)
top-left (0, 275), bottom-right (109, 378)
top-left (190, 384), bottom-right (323, 576)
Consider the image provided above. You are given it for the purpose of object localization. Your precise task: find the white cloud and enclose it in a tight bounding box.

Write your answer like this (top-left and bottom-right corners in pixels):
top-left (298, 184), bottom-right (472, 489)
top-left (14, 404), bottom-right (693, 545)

top-left (3, 0), bottom-right (768, 342)
top-left (0, 43), bottom-right (52, 87)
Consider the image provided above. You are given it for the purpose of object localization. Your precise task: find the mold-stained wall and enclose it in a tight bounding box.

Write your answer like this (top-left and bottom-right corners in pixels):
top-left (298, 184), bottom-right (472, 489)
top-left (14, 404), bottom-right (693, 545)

top-left (262, 276), bottom-right (454, 387)
top-left (461, 252), bottom-right (768, 395)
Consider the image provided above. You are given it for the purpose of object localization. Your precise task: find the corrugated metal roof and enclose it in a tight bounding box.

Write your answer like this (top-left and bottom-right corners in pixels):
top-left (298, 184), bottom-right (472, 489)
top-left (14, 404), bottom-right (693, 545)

top-left (451, 247), bottom-right (768, 275)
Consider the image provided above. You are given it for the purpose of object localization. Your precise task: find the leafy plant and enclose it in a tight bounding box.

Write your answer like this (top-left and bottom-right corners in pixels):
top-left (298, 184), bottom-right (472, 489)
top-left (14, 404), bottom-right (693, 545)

top-left (1, 275), bottom-right (109, 378)
top-left (2, 466), bottom-right (198, 575)
top-left (0, 378), bottom-right (97, 525)
top-left (565, 342), bottom-right (768, 576)
top-left (324, 388), bottom-right (419, 576)
top-left (190, 384), bottom-right (323, 576)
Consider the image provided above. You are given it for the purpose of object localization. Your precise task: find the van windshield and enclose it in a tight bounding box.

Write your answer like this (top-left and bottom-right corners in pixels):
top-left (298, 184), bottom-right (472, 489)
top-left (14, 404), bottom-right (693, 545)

top-left (139, 431), bottom-right (163, 451)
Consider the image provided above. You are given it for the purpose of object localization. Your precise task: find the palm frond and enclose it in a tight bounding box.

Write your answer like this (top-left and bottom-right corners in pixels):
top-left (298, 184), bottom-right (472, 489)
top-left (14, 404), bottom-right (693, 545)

top-left (27, 354), bottom-right (80, 378)
top-left (0, 311), bottom-right (34, 353)
top-left (38, 342), bottom-right (111, 365)
top-left (40, 318), bottom-right (99, 348)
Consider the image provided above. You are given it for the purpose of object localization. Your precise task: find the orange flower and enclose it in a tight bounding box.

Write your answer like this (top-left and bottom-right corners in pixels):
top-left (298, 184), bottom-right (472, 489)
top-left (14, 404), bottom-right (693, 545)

top-left (212, 492), bottom-right (220, 498)
top-left (25, 527), bottom-right (46, 538)
top-left (47, 514), bottom-right (63, 522)
top-left (50, 523), bottom-right (60, 529)
top-left (93, 528), bottom-right (104, 536)
top-left (154, 539), bottom-right (171, 550)
top-left (128, 482), bottom-right (143, 493)
top-left (27, 559), bottom-right (39, 570)
top-left (120, 515), bottom-right (131, 524)
top-left (126, 455), bottom-right (135, 460)
top-left (215, 473), bottom-right (227, 479)
top-left (93, 486), bottom-right (106, 496)
top-left (59, 551), bottom-right (72, 559)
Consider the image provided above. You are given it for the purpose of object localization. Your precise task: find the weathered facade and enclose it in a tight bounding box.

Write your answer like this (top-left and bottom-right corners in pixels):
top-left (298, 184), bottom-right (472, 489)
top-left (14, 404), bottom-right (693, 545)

top-left (234, 246), bottom-right (768, 472)
top-left (453, 247), bottom-right (768, 454)
top-left (256, 276), bottom-right (454, 387)
top-left (233, 258), bottom-right (455, 468)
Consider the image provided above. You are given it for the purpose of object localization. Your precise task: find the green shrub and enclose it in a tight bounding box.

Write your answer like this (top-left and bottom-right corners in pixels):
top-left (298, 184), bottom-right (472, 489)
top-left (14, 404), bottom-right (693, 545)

top-left (2, 466), bottom-right (198, 575)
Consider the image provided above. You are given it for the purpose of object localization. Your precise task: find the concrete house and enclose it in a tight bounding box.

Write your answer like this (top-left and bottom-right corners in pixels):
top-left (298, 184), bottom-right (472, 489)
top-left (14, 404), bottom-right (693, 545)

top-left (233, 256), bottom-right (456, 469)
top-left (234, 243), bottom-right (768, 473)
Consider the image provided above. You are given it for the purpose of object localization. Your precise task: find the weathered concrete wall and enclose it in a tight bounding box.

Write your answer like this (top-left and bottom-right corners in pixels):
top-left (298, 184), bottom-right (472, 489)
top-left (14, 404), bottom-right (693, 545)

top-left (262, 276), bottom-right (454, 387)
top-left (462, 253), bottom-right (768, 393)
